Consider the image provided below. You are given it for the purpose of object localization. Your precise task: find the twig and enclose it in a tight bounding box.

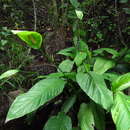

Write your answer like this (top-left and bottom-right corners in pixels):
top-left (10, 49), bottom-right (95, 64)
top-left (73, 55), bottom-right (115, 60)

top-left (52, 0), bottom-right (58, 26)
top-left (32, 0), bottom-right (37, 31)
top-left (115, 0), bottom-right (127, 47)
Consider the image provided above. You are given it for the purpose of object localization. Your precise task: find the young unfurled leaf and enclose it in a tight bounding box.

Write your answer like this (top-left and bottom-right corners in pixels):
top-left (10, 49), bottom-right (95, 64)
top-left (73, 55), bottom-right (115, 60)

top-left (12, 30), bottom-right (42, 49)
top-left (0, 69), bottom-right (19, 80)
top-left (76, 72), bottom-right (113, 110)
top-left (94, 57), bottom-right (115, 74)
top-left (111, 92), bottom-right (130, 130)
top-left (75, 9), bottom-right (83, 20)
top-left (58, 59), bottom-right (74, 72)
top-left (6, 78), bottom-right (66, 122)
top-left (112, 73), bottom-right (130, 92)
top-left (78, 103), bottom-right (94, 130)
top-left (44, 112), bottom-right (72, 130)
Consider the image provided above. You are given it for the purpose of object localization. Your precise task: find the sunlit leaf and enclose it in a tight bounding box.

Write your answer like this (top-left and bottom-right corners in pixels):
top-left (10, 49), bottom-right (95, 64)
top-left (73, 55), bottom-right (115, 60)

top-left (12, 30), bottom-right (42, 49)
top-left (112, 73), bottom-right (130, 92)
top-left (111, 92), bottom-right (130, 130)
top-left (75, 9), bottom-right (83, 20)
top-left (0, 69), bottom-right (19, 80)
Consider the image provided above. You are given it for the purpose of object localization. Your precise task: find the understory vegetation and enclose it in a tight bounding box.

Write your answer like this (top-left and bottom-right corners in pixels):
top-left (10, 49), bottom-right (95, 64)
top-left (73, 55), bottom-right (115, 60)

top-left (0, 0), bottom-right (130, 130)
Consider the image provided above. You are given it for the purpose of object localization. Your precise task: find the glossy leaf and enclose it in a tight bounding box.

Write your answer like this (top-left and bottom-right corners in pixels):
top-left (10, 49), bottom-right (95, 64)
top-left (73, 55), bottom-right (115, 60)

top-left (44, 112), bottom-right (72, 130)
top-left (111, 92), bottom-right (130, 130)
top-left (112, 73), bottom-right (130, 92)
top-left (75, 9), bottom-right (83, 20)
top-left (0, 69), bottom-right (19, 80)
top-left (58, 59), bottom-right (74, 72)
top-left (76, 72), bottom-right (113, 110)
top-left (12, 30), bottom-right (42, 49)
top-left (78, 103), bottom-right (94, 130)
top-left (94, 57), bottom-right (115, 74)
top-left (74, 52), bottom-right (87, 66)
top-left (6, 78), bottom-right (66, 122)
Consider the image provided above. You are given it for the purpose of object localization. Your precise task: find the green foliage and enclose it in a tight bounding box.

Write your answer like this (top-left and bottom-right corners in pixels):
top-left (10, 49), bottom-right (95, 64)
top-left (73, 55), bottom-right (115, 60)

top-left (112, 73), bottom-right (130, 92)
top-left (12, 30), bottom-right (43, 49)
top-left (6, 28), bottom-right (130, 129)
top-left (76, 72), bottom-right (113, 110)
top-left (6, 78), bottom-right (66, 122)
top-left (44, 112), bottom-right (72, 130)
top-left (111, 92), bottom-right (130, 130)
top-left (74, 52), bottom-right (87, 66)
top-left (2, 0), bottom-right (130, 129)
top-left (58, 59), bottom-right (74, 72)
top-left (0, 69), bottom-right (19, 80)
top-left (94, 57), bottom-right (115, 74)
top-left (78, 103), bottom-right (94, 130)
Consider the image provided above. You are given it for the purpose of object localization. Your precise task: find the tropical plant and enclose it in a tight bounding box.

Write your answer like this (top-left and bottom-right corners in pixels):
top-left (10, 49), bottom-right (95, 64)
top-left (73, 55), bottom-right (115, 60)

top-left (4, 26), bottom-right (130, 130)
top-left (3, 0), bottom-right (130, 129)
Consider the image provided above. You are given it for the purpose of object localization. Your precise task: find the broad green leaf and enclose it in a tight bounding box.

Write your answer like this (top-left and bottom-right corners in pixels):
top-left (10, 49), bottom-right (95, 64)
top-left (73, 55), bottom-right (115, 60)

top-left (111, 92), bottom-right (130, 130)
top-left (61, 95), bottom-right (77, 113)
top-left (69, 0), bottom-right (80, 8)
top-left (90, 102), bottom-right (105, 130)
top-left (57, 47), bottom-right (76, 58)
top-left (6, 78), bottom-right (66, 122)
top-left (0, 69), bottom-right (19, 80)
top-left (76, 72), bottom-right (113, 110)
top-left (78, 103), bottom-right (94, 130)
top-left (58, 59), bottom-right (74, 72)
top-left (74, 52), bottom-right (87, 66)
top-left (112, 73), bottom-right (130, 92)
top-left (75, 9), bottom-right (83, 20)
top-left (94, 57), bottom-right (115, 74)
top-left (93, 48), bottom-right (119, 59)
top-left (44, 112), bottom-right (72, 130)
top-left (12, 30), bottom-right (42, 49)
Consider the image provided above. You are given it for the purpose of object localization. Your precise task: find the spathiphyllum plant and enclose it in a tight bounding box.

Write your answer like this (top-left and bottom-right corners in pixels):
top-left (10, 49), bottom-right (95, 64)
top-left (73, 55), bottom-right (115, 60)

top-left (4, 28), bottom-right (130, 130)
